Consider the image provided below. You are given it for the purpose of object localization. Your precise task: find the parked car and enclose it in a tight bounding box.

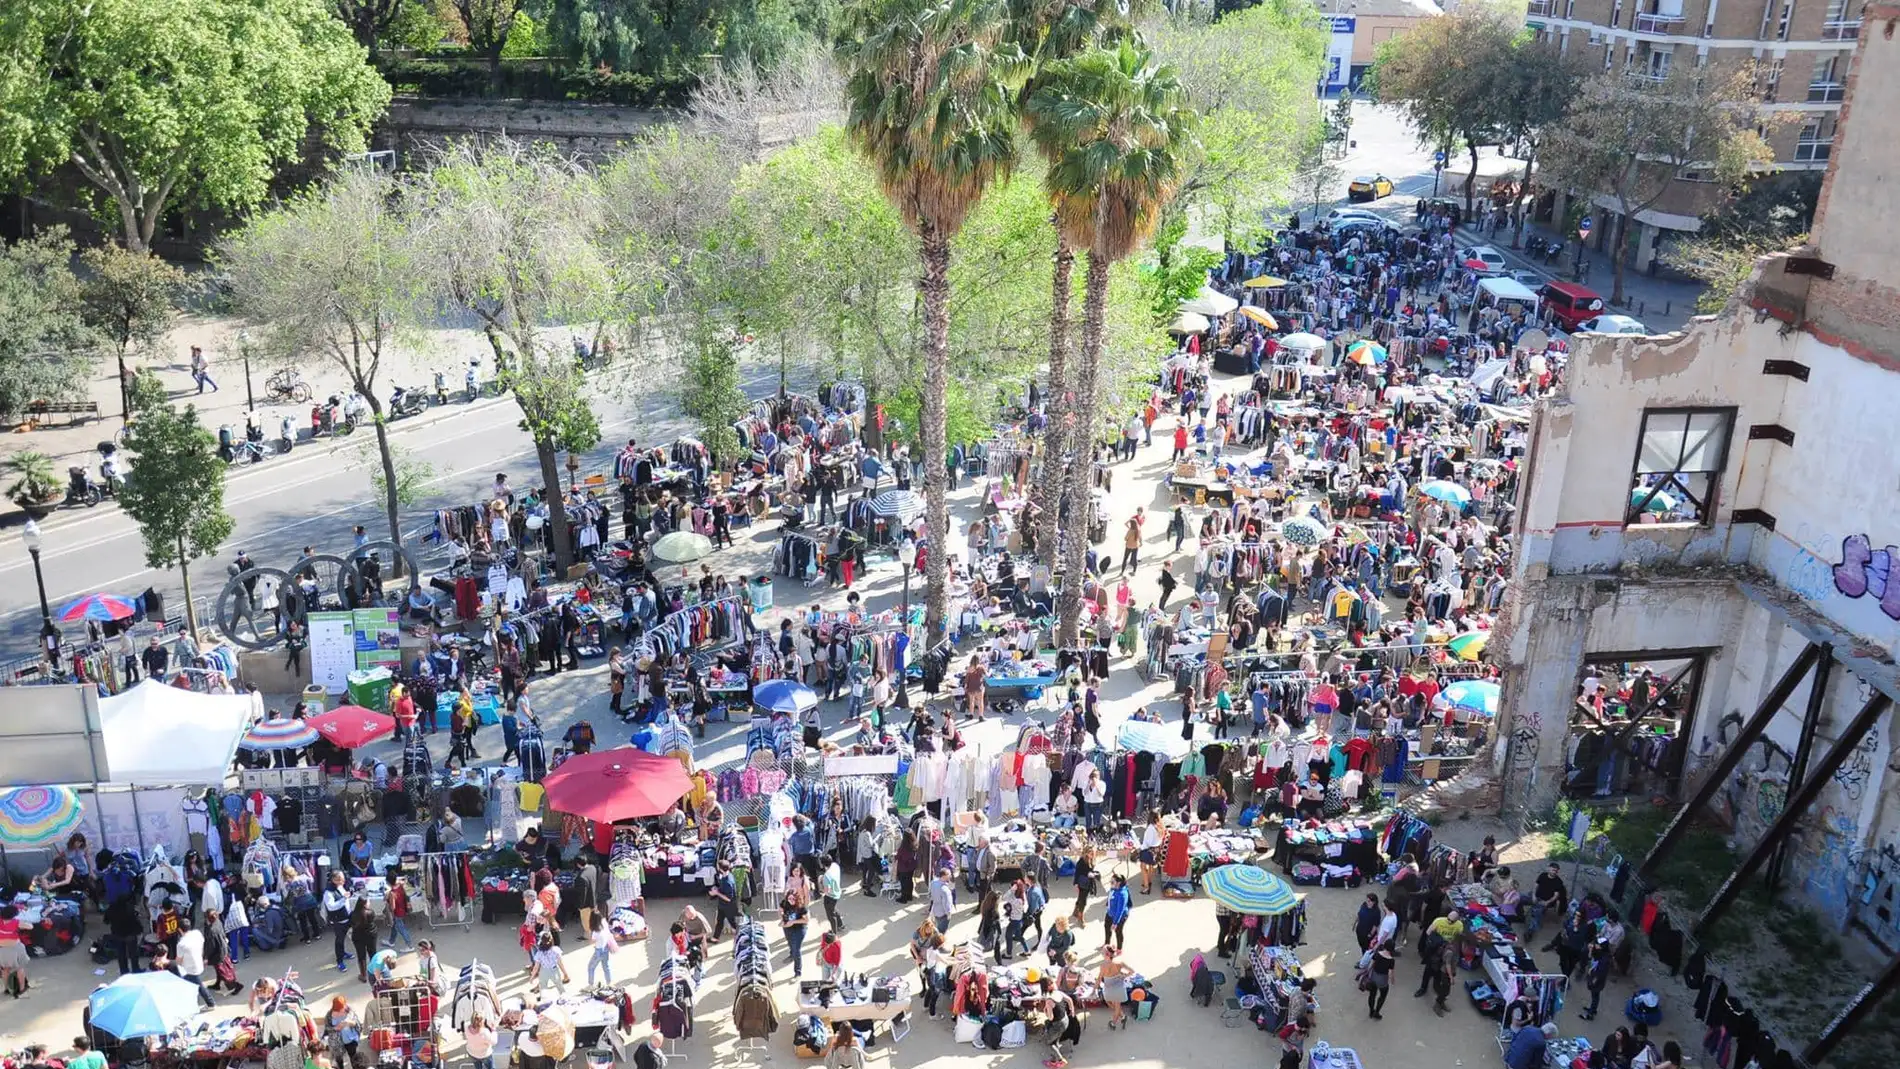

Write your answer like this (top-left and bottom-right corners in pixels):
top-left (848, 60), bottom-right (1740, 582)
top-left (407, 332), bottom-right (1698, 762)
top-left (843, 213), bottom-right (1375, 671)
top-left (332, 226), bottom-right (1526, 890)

top-left (1540, 281), bottom-right (1606, 331)
top-left (1326, 207), bottom-right (1387, 225)
top-left (1576, 314), bottom-right (1649, 335)
top-left (1347, 174), bottom-right (1395, 201)
top-left (1462, 245), bottom-right (1508, 274)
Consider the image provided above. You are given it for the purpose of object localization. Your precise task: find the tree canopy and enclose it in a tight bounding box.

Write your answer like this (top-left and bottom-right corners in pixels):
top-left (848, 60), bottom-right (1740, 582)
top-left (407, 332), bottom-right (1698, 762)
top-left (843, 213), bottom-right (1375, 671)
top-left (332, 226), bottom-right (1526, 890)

top-left (1367, 1), bottom-right (1519, 213)
top-left (0, 228), bottom-right (93, 421)
top-left (118, 385), bottom-right (237, 636)
top-left (0, 0), bottom-right (391, 251)
top-left (1539, 64), bottom-right (1772, 302)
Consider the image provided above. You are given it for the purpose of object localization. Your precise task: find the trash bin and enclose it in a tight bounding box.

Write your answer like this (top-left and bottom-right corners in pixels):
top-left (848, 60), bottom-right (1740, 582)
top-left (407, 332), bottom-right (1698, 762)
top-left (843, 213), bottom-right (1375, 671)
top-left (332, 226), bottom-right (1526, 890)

top-left (301, 685), bottom-right (327, 712)
top-left (346, 667), bottom-right (394, 712)
top-left (748, 576), bottom-right (774, 613)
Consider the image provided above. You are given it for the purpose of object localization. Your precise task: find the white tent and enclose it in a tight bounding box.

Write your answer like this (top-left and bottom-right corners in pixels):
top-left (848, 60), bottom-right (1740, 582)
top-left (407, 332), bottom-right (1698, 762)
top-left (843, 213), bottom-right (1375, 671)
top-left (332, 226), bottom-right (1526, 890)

top-left (1279, 332), bottom-right (1327, 355)
top-left (1170, 311), bottom-right (1212, 334)
top-left (99, 681), bottom-right (253, 786)
top-left (1179, 285), bottom-right (1239, 317)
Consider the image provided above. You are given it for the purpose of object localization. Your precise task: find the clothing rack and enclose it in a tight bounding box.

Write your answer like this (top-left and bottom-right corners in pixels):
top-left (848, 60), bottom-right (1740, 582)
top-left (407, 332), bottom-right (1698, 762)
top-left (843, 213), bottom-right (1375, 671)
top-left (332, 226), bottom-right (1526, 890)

top-left (414, 850), bottom-right (475, 930)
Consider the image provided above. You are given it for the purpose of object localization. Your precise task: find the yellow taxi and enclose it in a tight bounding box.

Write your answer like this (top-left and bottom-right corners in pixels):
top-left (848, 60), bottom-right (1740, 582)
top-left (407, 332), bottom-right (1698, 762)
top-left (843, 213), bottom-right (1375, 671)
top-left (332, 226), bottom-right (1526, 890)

top-left (1347, 174), bottom-right (1395, 202)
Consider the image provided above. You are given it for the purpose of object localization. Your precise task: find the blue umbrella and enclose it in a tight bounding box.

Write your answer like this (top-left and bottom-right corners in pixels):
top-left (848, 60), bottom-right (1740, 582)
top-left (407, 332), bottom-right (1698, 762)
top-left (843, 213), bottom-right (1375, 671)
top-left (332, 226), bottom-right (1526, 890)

top-left (1202, 864), bottom-right (1300, 916)
top-left (1114, 719), bottom-right (1189, 758)
top-left (88, 971), bottom-right (205, 1039)
top-left (1419, 480), bottom-right (1471, 506)
top-left (754, 678), bottom-right (819, 715)
top-left (1441, 679), bottom-right (1500, 717)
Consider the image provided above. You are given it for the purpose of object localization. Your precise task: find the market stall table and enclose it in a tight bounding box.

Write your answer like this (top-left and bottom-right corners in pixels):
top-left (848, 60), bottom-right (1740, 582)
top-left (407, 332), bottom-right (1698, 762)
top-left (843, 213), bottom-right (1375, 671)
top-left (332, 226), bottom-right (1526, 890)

top-left (795, 990), bottom-right (913, 1044)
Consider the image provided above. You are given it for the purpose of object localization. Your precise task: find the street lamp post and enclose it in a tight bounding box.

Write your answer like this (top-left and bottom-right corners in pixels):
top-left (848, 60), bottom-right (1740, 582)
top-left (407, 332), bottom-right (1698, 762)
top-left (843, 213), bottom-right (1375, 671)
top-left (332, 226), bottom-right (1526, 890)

top-left (23, 520), bottom-right (60, 667)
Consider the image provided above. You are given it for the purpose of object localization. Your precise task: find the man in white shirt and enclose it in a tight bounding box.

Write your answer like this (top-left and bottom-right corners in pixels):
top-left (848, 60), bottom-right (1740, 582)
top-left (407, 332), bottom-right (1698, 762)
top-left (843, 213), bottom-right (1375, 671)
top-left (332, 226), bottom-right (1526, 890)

top-left (174, 919), bottom-right (215, 1008)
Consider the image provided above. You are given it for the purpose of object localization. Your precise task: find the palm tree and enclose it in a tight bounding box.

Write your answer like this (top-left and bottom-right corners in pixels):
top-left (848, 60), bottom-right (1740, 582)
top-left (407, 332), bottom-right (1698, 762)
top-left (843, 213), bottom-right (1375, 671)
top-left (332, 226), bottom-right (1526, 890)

top-left (1026, 39), bottom-right (1198, 646)
top-left (840, 0), bottom-right (1028, 643)
top-left (5, 451), bottom-right (63, 515)
top-left (1011, 0), bottom-right (1155, 563)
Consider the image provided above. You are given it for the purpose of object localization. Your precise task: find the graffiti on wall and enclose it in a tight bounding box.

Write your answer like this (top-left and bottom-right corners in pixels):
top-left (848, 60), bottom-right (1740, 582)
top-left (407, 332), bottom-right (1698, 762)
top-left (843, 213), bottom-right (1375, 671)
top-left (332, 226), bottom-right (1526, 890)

top-left (1800, 806), bottom-right (1862, 922)
top-left (1832, 535), bottom-right (1900, 620)
top-left (1834, 731), bottom-right (1880, 802)
top-left (1712, 710), bottom-right (1794, 838)
top-left (1784, 544), bottom-right (1836, 603)
top-left (1855, 841), bottom-right (1900, 955)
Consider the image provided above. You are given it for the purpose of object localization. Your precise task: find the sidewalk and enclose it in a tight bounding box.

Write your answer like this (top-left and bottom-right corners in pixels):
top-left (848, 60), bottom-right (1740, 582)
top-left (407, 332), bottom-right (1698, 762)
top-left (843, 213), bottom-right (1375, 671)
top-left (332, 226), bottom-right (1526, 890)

top-left (0, 314), bottom-right (501, 525)
top-left (1455, 221), bottom-right (1708, 333)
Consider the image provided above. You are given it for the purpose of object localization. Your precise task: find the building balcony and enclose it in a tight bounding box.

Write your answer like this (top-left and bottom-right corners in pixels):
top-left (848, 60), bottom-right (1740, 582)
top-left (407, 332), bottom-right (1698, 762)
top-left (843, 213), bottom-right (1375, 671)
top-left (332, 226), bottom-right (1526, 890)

top-left (1807, 81), bottom-right (1845, 102)
top-left (1624, 69), bottom-right (1671, 85)
top-left (1819, 19), bottom-right (1861, 40)
top-left (1634, 12), bottom-right (1688, 32)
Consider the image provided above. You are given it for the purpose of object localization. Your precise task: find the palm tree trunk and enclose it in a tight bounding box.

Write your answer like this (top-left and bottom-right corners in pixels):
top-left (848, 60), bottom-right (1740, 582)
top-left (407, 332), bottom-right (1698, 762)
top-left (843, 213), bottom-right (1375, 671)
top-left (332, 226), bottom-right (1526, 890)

top-left (1033, 236), bottom-right (1075, 562)
top-left (1057, 252), bottom-right (1110, 648)
top-left (919, 223), bottom-right (953, 644)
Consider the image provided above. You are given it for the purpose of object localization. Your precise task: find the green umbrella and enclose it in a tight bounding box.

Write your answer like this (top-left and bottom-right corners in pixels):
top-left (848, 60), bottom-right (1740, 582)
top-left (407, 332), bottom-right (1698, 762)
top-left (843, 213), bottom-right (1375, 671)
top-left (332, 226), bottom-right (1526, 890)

top-left (1631, 487), bottom-right (1677, 513)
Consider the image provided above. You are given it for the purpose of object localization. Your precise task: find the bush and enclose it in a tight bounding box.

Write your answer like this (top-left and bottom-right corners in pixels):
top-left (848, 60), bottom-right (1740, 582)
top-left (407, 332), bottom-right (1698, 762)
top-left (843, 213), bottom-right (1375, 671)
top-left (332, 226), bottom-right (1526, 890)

top-left (377, 58), bottom-right (697, 106)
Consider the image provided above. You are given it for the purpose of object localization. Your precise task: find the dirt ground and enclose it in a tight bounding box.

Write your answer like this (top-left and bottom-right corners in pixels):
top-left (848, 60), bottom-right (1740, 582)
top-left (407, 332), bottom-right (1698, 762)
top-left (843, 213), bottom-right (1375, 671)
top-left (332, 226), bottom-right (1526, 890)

top-left (0, 362), bottom-right (1703, 1066)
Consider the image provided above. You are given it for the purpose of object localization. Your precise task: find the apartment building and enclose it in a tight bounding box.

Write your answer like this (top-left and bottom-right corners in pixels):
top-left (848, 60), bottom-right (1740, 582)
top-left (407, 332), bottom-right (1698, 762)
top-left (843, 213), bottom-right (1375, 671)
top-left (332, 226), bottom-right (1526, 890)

top-left (1524, 0), bottom-right (1859, 268)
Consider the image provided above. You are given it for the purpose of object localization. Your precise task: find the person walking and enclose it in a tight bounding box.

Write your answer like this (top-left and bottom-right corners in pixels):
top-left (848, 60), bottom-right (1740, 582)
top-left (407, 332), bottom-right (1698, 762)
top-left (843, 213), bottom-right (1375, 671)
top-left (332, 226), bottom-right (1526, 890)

top-left (1579, 941), bottom-right (1611, 1020)
top-left (586, 912), bottom-right (620, 987)
top-left (709, 860), bottom-right (740, 940)
top-left (1102, 874), bottom-right (1131, 951)
top-left (530, 931), bottom-right (569, 994)
top-left (1071, 845), bottom-right (1097, 923)
top-left (1354, 893), bottom-right (1382, 952)
top-left (781, 867), bottom-right (811, 977)
top-left (821, 853), bottom-right (846, 934)
top-left (203, 910), bottom-right (243, 996)
top-left (175, 918), bottom-right (215, 1008)
top-left (386, 878), bottom-right (414, 950)
top-left (1119, 510), bottom-right (1145, 575)
top-left (349, 898), bottom-right (379, 984)
top-left (928, 867), bottom-right (955, 937)
top-left (1364, 942), bottom-right (1395, 1019)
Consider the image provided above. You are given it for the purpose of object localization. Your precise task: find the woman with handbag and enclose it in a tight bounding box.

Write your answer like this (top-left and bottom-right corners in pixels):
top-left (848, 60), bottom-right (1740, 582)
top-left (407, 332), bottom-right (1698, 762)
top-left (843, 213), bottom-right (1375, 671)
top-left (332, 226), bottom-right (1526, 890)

top-left (282, 862), bottom-right (321, 944)
top-left (349, 898), bottom-right (380, 983)
top-left (202, 909), bottom-right (244, 996)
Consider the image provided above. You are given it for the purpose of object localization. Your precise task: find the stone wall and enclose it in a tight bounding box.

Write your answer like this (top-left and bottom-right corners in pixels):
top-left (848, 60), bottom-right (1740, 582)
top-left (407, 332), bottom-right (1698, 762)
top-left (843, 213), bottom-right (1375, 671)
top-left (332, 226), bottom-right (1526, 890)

top-left (374, 97), bottom-right (674, 164)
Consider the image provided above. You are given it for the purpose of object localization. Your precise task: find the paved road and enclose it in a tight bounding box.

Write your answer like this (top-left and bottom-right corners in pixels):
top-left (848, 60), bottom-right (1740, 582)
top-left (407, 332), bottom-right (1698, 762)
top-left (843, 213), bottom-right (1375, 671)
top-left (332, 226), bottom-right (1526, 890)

top-left (0, 362), bottom-right (789, 656)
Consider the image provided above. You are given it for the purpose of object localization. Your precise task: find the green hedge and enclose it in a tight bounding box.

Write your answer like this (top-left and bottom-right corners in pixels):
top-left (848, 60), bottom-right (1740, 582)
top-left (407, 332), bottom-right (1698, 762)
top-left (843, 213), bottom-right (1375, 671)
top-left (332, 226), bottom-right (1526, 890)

top-left (378, 59), bottom-right (696, 106)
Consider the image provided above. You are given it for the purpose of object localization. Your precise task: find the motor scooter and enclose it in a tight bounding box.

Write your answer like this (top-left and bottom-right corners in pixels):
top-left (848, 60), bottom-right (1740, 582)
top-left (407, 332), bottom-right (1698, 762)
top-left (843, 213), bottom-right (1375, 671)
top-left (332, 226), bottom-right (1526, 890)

top-left (434, 369), bottom-right (448, 406)
top-left (279, 415), bottom-right (295, 454)
top-left (390, 385), bottom-right (428, 419)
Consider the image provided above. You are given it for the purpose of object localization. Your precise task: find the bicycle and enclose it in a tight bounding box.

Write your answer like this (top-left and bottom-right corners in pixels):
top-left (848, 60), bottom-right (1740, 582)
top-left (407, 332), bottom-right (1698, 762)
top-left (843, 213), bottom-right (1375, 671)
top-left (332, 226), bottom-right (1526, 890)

top-left (265, 368), bottom-right (313, 404)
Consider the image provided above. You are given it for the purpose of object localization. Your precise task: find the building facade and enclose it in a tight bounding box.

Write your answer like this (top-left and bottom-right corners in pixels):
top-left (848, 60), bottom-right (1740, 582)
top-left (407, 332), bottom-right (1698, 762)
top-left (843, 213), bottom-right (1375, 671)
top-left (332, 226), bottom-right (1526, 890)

top-left (1493, 8), bottom-right (1900, 942)
top-left (1524, 0), bottom-right (1858, 268)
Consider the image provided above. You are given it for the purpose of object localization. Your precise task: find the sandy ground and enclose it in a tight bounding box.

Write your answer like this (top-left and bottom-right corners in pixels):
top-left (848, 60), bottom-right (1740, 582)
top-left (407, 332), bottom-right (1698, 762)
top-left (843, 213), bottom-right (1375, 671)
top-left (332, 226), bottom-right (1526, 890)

top-left (0, 364), bottom-right (1676, 1066)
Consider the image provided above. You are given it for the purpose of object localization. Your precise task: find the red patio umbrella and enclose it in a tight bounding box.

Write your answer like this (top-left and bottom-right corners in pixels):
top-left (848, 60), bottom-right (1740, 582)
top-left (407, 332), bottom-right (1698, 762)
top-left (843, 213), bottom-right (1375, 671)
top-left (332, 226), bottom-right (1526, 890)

top-left (307, 705), bottom-right (396, 749)
top-left (540, 748), bottom-right (693, 823)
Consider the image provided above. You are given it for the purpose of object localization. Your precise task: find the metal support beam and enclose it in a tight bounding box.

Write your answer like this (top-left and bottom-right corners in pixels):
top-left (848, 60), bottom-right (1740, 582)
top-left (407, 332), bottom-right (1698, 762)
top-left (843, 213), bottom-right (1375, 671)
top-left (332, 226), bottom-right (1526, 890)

top-left (1804, 946), bottom-right (1900, 1065)
top-left (1638, 642), bottom-right (1822, 879)
top-left (1768, 645), bottom-right (1832, 889)
top-left (1694, 689), bottom-right (1892, 937)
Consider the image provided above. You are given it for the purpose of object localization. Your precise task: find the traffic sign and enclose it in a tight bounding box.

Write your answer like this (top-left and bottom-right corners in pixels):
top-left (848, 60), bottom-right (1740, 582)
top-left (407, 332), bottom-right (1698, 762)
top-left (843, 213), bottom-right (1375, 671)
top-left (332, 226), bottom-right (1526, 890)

top-left (1578, 215), bottom-right (1594, 241)
top-left (1433, 149), bottom-right (1447, 165)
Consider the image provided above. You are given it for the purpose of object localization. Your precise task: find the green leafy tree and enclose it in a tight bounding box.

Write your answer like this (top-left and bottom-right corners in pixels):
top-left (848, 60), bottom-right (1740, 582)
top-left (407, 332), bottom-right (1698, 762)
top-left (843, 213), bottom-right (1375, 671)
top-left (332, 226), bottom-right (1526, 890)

top-left (409, 140), bottom-right (607, 571)
top-left (1540, 65), bottom-right (1772, 305)
top-left (1665, 171), bottom-right (1820, 312)
top-left (353, 439), bottom-right (436, 511)
top-left (118, 391), bottom-right (237, 639)
top-left (679, 329), bottom-right (749, 463)
top-left (219, 168), bottom-right (426, 566)
top-left (1367, 1), bottom-right (1517, 218)
top-left (76, 247), bottom-right (185, 422)
top-left (448, 0), bottom-right (525, 86)
top-left (0, 0), bottom-right (391, 251)
top-left (0, 228), bottom-right (93, 421)
top-left (335, 0), bottom-right (411, 56)
top-left (1490, 39), bottom-right (1590, 247)
top-left (841, 0), bottom-right (1027, 642)
top-left (1026, 39), bottom-right (1197, 645)
top-left (541, 0), bottom-right (833, 77)
top-left (1148, 0), bottom-right (1327, 250)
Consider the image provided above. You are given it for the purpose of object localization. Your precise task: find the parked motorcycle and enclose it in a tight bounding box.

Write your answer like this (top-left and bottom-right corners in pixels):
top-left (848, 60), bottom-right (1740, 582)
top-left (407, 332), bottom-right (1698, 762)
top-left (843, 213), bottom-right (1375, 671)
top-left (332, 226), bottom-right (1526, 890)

top-left (390, 385), bottom-right (428, 419)
top-left (65, 466), bottom-right (103, 508)
top-left (279, 415), bottom-right (295, 454)
top-left (311, 393), bottom-right (365, 438)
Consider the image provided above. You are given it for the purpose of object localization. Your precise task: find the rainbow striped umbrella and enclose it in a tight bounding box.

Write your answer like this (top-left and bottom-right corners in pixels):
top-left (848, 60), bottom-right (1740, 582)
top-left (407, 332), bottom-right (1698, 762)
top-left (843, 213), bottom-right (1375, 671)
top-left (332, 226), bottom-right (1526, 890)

top-left (241, 718), bottom-right (321, 751)
top-left (0, 786), bottom-right (84, 847)
top-left (1202, 864), bottom-right (1300, 916)
top-left (1446, 632), bottom-right (1490, 661)
top-left (57, 593), bottom-right (138, 623)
